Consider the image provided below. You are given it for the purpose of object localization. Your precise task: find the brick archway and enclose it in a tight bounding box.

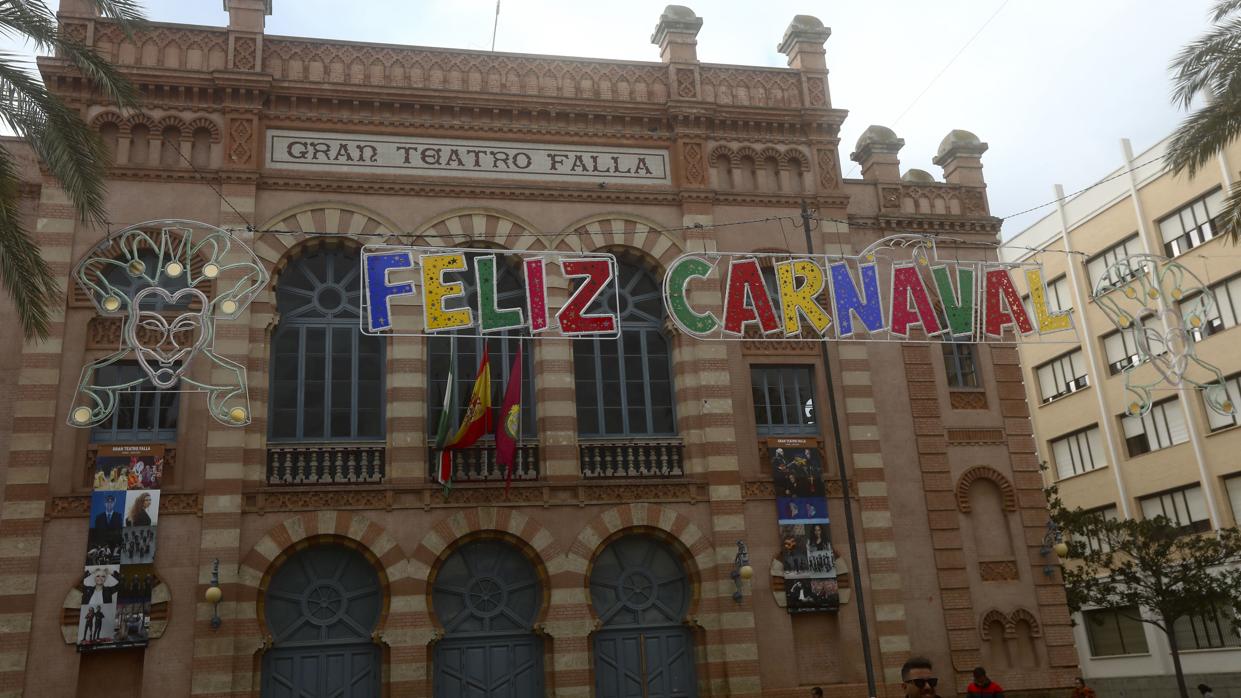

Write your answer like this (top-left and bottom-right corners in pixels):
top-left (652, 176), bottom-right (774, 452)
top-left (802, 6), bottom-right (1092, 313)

top-left (956, 465), bottom-right (1018, 513)
top-left (234, 511), bottom-right (419, 695)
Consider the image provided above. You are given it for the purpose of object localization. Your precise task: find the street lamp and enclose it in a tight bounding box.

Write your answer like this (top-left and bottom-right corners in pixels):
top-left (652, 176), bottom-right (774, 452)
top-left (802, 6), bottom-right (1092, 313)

top-left (731, 540), bottom-right (753, 602)
top-left (1039, 520), bottom-right (1069, 576)
top-left (205, 558), bottom-right (223, 629)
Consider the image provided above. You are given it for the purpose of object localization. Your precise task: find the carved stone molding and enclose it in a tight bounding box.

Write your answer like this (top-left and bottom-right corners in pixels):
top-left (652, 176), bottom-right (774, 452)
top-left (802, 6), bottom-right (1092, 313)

top-left (949, 391), bottom-right (989, 410)
top-left (681, 141), bottom-right (706, 186)
top-left (946, 428), bottom-right (1005, 445)
top-left (227, 117), bottom-right (255, 165)
top-left (675, 67), bottom-right (697, 99)
top-left (978, 560), bottom-right (1019, 582)
top-left (232, 35), bottom-right (257, 71)
top-left (51, 491), bottom-right (198, 519)
top-left (816, 148), bottom-right (837, 190)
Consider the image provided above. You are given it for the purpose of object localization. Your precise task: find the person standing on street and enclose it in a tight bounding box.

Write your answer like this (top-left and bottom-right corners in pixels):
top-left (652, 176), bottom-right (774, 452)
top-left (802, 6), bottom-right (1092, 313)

top-left (1070, 677), bottom-right (1096, 698)
top-left (966, 666), bottom-right (1004, 697)
top-left (902, 657), bottom-right (942, 698)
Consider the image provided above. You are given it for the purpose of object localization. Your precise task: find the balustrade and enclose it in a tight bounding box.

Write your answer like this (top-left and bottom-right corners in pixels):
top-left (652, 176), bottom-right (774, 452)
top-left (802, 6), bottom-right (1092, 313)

top-left (430, 443), bottom-right (540, 483)
top-left (266, 443), bottom-right (386, 485)
top-left (578, 439), bottom-right (684, 478)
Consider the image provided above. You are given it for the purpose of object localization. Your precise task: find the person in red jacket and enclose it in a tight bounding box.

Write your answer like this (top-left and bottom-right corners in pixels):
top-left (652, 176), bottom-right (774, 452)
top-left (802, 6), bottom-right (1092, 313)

top-left (966, 666), bottom-right (1005, 697)
top-left (1071, 677), bottom-right (1097, 698)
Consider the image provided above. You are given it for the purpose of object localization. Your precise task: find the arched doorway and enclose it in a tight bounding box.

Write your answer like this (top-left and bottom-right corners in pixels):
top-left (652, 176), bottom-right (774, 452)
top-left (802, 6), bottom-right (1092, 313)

top-left (432, 538), bottom-right (544, 697)
top-left (590, 534), bottom-right (697, 698)
top-left (261, 544), bottom-right (383, 697)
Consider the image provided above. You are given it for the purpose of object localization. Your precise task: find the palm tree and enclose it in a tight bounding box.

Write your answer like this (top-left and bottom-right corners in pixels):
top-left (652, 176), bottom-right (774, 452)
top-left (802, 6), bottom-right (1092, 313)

top-left (0, 0), bottom-right (143, 340)
top-left (1168, 0), bottom-right (1241, 243)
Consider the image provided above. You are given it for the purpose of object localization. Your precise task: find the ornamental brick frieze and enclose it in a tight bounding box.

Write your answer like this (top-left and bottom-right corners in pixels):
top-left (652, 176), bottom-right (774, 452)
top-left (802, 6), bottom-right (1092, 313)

top-left (698, 66), bottom-right (803, 108)
top-left (92, 21), bottom-right (229, 71)
top-left (50, 492), bottom-right (198, 519)
top-left (239, 480), bottom-right (711, 513)
top-left (254, 175), bottom-right (685, 206)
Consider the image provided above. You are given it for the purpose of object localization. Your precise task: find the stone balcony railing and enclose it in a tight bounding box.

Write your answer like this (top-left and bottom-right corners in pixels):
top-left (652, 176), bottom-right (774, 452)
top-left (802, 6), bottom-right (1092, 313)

top-left (579, 438), bottom-right (685, 479)
top-left (266, 442), bottom-right (386, 485)
top-left (431, 443), bottom-right (541, 484)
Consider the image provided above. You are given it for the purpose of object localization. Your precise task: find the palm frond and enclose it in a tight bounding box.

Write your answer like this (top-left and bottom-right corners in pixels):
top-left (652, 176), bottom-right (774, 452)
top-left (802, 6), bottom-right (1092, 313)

top-left (0, 3), bottom-right (137, 108)
top-left (0, 58), bottom-right (111, 226)
top-left (0, 147), bottom-right (62, 340)
top-left (1170, 17), bottom-right (1241, 107)
top-left (1212, 177), bottom-right (1241, 243)
top-left (91, 0), bottom-right (145, 24)
top-left (1211, 0), bottom-right (1241, 22)
top-left (1166, 97), bottom-right (1241, 177)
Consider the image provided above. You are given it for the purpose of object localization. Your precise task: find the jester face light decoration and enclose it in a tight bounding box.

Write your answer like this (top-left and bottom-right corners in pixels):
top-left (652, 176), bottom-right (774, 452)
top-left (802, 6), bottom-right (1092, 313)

top-left (67, 220), bottom-right (267, 428)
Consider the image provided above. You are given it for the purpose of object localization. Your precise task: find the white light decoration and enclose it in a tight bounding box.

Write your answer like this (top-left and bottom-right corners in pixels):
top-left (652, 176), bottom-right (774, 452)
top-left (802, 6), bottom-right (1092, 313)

top-left (1092, 254), bottom-right (1234, 418)
top-left (66, 220), bottom-right (267, 428)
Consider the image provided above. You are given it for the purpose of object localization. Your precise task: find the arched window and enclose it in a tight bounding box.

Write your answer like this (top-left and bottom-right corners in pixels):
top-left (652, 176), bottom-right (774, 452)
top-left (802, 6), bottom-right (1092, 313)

top-left (99, 123), bottom-right (119, 162)
top-left (574, 260), bottom-right (674, 436)
top-left (432, 538), bottom-right (544, 697)
top-left (968, 479), bottom-right (1016, 561)
top-left (427, 252), bottom-right (535, 438)
top-left (262, 544), bottom-right (382, 696)
top-left (269, 246), bottom-right (384, 441)
top-left (159, 126), bottom-right (180, 167)
top-left (129, 124), bottom-right (149, 165)
top-left (591, 534), bottom-right (696, 697)
top-left (190, 127), bottom-right (212, 169)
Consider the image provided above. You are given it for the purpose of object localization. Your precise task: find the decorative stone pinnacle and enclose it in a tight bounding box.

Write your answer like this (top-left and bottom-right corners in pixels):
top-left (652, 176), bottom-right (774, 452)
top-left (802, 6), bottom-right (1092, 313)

top-left (932, 129), bottom-right (989, 166)
top-left (850, 125), bottom-right (905, 164)
top-left (651, 5), bottom-right (703, 46)
top-left (777, 14), bottom-right (831, 56)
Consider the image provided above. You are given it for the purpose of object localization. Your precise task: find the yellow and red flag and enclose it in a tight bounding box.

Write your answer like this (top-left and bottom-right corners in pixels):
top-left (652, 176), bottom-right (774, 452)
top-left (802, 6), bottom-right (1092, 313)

top-left (447, 347), bottom-right (492, 451)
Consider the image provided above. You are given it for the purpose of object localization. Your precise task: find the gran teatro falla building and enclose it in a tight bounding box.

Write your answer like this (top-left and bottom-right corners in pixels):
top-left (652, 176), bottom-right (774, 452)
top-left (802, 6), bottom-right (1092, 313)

top-left (0, 1), bottom-right (1080, 695)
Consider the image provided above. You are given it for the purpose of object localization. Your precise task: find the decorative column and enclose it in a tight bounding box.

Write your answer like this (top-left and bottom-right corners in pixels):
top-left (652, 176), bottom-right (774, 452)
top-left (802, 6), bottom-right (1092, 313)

top-left (0, 181), bottom-right (74, 697)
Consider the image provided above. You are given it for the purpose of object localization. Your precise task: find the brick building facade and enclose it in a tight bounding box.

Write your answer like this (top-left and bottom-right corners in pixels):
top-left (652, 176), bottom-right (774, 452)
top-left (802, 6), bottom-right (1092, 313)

top-left (0, 1), bottom-right (1078, 695)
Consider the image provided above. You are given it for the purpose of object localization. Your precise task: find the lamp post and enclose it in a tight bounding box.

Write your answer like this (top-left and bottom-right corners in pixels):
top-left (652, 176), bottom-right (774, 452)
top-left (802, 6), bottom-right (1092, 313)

top-left (205, 558), bottom-right (223, 629)
top-left (731, 540), bottom-right (754, 602)
top-left (800, 201), bottom-right (877, 698)
top-left (1040, 520), bottom-right (1070, 576)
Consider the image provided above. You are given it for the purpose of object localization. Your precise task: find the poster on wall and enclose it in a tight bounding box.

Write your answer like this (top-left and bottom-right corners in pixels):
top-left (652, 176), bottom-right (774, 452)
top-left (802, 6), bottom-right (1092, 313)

top-left (78, 444), bottom-right (162, 651)
top-left (769, 438), bottom-right (839, 613)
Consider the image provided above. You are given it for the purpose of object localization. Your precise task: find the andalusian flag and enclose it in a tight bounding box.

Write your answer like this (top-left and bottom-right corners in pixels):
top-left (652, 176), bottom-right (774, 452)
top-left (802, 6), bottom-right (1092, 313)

top-left (447, 347), bottom-right (492, 450)
top-left (496, 342), bottom-right (523, 491)
top-left (433, 351), bottom-right (457, 487)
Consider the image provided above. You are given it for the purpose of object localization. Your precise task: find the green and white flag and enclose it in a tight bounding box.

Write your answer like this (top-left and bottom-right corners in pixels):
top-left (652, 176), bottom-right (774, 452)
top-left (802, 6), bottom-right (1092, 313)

top-left (433, 351), bottom-right (457, 487)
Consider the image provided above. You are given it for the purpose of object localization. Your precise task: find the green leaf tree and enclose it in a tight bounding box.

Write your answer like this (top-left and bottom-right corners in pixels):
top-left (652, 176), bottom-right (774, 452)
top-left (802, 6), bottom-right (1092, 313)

top-left (0, 0), bottom-right (144, 339)
top-left (1046, 481), bottom-right (1241, 698)
top-left (1168, 0), bottom-right (1241, 243)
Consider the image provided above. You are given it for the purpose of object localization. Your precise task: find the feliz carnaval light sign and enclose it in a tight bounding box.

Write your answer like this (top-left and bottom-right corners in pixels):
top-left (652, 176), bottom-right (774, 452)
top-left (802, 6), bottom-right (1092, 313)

top-left (361, 236), bottom-right (1078, 343)
top-left (664, 236), bottom-right (1078, 343)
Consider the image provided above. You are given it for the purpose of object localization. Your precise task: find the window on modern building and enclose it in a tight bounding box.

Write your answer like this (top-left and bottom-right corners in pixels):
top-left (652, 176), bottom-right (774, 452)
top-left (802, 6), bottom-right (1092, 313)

top-left (1037, 350), bottom-right (1088, 403)
top-left (1083, 606), bottom-right (1149, 657)
top-left (1159, 189), bottom-right (1224, 257)
top-left (942, 343), bottom-right (978, 388)
top-left (427, 253), bottom-right (535, 439)
top-left (1172, 602), bottom-right (1241, 650)
top-left (1050, 426), bottom-right (1107, 480)
top-left (1182, 273), bottom-right (1241, 342)
top-left (1205, 374), bottom-right (1241, 432)
top-left (751, 365), bottom-right (817, 435)
top-left (1102, 328), bottom-right (1146, 375)
top-left (1080, 505), bottom-right (1120, 554)
top-left (1227, 474), bottom-right (1241, 525)
top-left (574, 260), bottom-right (675, 436)
top-left (1085, 234), bottom-right (1142, 293)
top-left (268, 246), bottom-right (384, 442)
top-left (1121, 398), bottom-right (1189, 457)
top-left (1138, 484), bottom-right (1211, 534)
top-left (1046, 275), bottom-right (1072, 313)
top-left (90, 363), bottom-right (179, 443)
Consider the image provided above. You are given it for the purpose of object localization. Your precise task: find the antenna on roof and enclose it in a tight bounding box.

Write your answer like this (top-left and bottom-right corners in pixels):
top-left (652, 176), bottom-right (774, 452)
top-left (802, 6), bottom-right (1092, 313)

top-left (490, 0), bottom-right (501, 51)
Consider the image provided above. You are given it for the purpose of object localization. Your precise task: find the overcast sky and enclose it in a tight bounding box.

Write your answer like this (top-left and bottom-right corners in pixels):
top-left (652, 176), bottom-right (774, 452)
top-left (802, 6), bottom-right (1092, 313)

top-left (28, 1), bottom-right (1220, 236)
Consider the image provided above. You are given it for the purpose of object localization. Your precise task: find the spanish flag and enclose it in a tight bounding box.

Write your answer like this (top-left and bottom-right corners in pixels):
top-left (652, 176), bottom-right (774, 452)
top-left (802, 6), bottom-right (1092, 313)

top-left (447, 347), bottom-right (492, 451)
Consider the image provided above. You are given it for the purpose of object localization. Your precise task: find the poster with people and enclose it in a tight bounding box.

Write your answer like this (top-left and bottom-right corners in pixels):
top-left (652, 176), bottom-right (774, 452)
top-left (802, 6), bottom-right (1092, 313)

top-left (769, 439), bottom-right (839, 613)
top-left (78, 444), bottom-right (162, 651)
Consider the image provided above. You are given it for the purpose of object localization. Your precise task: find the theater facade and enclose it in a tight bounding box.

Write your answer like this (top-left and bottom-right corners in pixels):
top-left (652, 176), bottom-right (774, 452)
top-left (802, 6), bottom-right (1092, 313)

top-left (0, 1), bottom-right (1078, 696)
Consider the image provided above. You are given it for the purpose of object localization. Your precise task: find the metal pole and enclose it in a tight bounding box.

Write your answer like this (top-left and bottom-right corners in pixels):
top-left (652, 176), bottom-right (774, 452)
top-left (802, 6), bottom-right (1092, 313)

top-left (801, 201), bottom-right (878, 697)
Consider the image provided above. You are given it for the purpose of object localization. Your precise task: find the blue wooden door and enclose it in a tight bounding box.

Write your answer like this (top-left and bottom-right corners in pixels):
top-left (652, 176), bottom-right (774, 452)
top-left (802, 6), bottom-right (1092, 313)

top-left (432, 539), bottom-right (544, 698)
top-left (591, 536), bottom-right (697, 698)
top-left (261, 544), bottom-right (382, 698)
